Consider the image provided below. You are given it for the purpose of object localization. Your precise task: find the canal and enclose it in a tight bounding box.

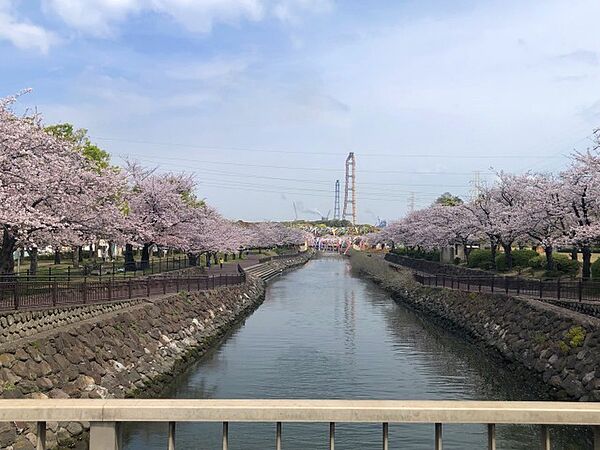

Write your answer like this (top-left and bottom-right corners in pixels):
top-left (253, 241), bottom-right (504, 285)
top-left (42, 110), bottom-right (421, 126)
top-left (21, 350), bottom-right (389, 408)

top-left (124, 255), bottom-right (590, 449)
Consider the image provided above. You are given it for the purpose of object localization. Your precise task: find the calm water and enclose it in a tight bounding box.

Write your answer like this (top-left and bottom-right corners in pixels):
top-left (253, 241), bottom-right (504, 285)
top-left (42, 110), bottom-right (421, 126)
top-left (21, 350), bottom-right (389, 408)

top-left (124, 256), bottom-right (591, 449)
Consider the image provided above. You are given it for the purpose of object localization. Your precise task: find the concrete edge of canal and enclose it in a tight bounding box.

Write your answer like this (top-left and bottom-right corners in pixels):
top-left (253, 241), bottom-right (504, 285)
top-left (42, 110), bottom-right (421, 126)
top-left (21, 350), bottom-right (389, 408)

top-left (349, 251), bottom-right (600, 404)
top-left (0, 252), bottom-right (314, 450)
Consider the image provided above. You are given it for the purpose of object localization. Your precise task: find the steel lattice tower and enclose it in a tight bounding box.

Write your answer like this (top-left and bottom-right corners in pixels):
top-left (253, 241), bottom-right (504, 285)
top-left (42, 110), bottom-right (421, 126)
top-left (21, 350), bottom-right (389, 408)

top-left (342, 152), bottom-right (356, 225)
top-left (333, 180), bottom-right (341, 220)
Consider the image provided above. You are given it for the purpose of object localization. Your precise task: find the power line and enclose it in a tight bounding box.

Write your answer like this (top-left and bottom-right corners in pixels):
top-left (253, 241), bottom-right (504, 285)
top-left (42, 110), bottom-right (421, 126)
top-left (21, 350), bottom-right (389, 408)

top-left (125, 161), bottom-right (474, 187)
top-left (95, 136), bottom-right (566, 159)
top-left (194, 175), bottom-right (447, 198)
top-left (196, 181), bottom-right (438, 202)
top-left (120, 154), bottom-right (490, 176)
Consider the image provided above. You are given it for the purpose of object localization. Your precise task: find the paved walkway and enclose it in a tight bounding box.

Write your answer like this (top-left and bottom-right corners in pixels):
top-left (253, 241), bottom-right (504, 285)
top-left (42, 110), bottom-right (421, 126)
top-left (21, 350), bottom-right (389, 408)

top-left (202, 254), bottom-right (263, 276)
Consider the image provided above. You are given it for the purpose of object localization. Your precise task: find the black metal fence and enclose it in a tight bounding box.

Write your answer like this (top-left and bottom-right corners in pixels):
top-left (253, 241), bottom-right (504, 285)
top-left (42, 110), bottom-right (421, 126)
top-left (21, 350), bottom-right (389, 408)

top-left (257, 253), bottom-right (300, 264)
top-left (0, 271), bottom-right (246, 312)
top-left (412, 272), bottom-right (600, 303)
top-left (9, 256), bottom-right (191, 282)
top-left (384, 253), bottom-right (482, 277)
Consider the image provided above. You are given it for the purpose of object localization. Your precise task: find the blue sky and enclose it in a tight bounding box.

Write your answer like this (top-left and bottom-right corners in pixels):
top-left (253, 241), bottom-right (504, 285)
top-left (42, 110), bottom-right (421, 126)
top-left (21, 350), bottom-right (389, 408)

top-left (2, 0), bottom-right (600, 223)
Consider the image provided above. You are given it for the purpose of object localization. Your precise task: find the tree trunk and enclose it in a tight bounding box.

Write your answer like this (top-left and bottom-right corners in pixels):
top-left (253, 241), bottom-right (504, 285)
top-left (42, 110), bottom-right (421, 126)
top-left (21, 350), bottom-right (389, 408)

top-left (124, 244), bottom-right (136, 271)
top-left (463, 244), bottom-right (471, 264)
top-left (187, 253), bottom-right (198, 266)
top-left (140, 243), bottom-right (151, 269)
top-left (72, 246), bottom-right (80, 268)
top-left (108, 241), bottom-right (114, 260)
top-left (571, 248), bottom-right (578, 261)
top-left (206, 253), bottom-right (211, 267)
top-left (213, 253), bottom-right (219, 264)
top-left (582, 246), bottom-right (592, 280)
top-left (29, 247), bottom-right (38, 276)
top-left (502, 244), bottom-right (513, 271)
top-left (224, 254), bottom-right (228, 262)
top-left (490, 240), bottom-right (497, 270)
top-left (0, 226), bottom-right (16, 275)
top-left (54, 248), bottom-right (61, 265)
top-left (544, 246), bottom-right (554, 271)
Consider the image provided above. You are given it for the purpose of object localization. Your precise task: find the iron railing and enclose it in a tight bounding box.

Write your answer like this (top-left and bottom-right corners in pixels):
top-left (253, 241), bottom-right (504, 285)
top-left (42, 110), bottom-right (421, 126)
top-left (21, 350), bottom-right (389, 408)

top-left (257, 253), bottom-right (300, 264)
top-left (6, 256), bottom-right (193, 282)
top-left (385, 253), bottom-right (600, 303)
top-left (1, 399), bottom-right (599, 450)
top-left (0, 272), bottom-right (246, 312)
top-left (412, 272), bottom-right (600, 303)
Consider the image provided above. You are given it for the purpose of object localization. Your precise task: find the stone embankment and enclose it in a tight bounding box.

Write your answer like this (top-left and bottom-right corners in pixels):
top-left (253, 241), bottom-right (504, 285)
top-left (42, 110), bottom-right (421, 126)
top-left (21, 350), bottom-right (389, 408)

top-left (351, 252), bottom-right (600, 403)
top-left (0, 252), bottom-right (312, 450)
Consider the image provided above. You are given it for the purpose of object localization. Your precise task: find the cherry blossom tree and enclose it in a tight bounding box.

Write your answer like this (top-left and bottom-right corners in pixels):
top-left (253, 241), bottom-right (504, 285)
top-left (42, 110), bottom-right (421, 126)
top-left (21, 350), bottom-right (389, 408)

top-left (121, 164), bottom-right (200, 269)
top-left (511, 173), bottom-right (565, 271)
top-left (558, 148), bottom-right (600, 278)
top-left (0, 93), bottom-right (125, 275)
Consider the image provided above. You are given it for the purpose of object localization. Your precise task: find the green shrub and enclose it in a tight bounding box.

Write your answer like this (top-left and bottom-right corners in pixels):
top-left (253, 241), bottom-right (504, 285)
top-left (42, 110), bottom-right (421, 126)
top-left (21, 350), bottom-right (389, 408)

top-left (565, 326), bottom-right (586, 348)
top-left (592, 258), bottom-right (600, 280)
top-left (392, 247), bottom-right (440, 261)
top-left (467, 249), bottom-right (494, 269)
top-left (495, 254), bottom-right (507, 271)
top-left (528, 253), bottom-right (580, 276)
top-left (554, 254), bottom-right (580, 276)
top-left (512, 249), bottom-right (539, 267)
top-left (495, 249), bottom-right (538, 271)
top-left (558, 341), bottom-right (570, 354)
top-left (528, 255), bottom-right (545, 269)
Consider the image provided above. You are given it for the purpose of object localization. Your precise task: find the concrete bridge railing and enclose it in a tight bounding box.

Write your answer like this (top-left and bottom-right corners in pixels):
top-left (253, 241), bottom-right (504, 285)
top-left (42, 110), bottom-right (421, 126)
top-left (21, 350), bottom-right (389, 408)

top-left (2, 399), bottom-right (600, 450)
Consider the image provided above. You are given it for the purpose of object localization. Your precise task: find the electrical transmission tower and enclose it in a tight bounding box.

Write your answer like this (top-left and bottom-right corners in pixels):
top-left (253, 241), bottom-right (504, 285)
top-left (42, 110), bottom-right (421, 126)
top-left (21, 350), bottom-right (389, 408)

top-left (470, 171), bottom-right (482, 200)
top-left (342, 152), bottom-right (356, 225)
top-left (333, 180), bottom-right (341, 220)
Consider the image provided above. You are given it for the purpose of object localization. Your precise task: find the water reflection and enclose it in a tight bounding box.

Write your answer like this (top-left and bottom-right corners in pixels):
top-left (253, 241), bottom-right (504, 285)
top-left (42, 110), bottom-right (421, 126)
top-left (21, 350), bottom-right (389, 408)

top-left (123, 256), bottom-right (591, 449)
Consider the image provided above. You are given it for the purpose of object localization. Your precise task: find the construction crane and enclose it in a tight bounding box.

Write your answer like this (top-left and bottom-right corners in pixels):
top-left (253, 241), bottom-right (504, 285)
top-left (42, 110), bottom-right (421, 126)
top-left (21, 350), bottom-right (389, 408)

top-left (342, 152), bottom-right (356, 225)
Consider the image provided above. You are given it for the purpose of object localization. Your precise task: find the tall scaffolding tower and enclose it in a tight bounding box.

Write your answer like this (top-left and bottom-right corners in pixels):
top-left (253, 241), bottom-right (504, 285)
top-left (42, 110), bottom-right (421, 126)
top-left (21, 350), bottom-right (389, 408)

top-left (333, 180), bottom-right (341, 220)
top-left (342, 152), bottom-right (356, 225)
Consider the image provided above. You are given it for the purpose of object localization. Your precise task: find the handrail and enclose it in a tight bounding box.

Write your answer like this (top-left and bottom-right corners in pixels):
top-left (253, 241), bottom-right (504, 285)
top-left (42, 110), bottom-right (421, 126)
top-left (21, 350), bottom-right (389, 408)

top-left (2, 399), bottom-right (599, 450)
top-left (2, 399), bottom-right (600, 423)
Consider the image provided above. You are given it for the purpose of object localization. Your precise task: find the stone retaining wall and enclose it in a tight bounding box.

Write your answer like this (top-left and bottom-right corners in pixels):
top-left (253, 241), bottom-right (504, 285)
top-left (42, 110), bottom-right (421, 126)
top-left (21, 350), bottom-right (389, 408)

top-left (352, 253), bottom-right (600, 403)
top-left (0, 300), bottom-right (145, 345)
top-left (0, 253), bottom-right (312, 450)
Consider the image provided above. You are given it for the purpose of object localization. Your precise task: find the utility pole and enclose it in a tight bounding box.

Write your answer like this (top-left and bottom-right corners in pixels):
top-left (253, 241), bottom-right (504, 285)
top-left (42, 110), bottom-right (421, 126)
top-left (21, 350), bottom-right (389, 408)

top-left (333, 180), bottom-right (341, 220)
top-left (342, 152), bottom-right (357, 225)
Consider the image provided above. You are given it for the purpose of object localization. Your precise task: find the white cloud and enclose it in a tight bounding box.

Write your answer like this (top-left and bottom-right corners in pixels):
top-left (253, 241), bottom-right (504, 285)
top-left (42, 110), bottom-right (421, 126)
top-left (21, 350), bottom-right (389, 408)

top-left (273, 0), bottom-right (333, 23)
top-left (42, 0), bottom-right (333, 36)
top-left (0, 1), bottom-right (58, 53)
top-left (43, 0), bottom-right (265, 35)
top-left (42, 0), bottom-right (141, 37)
top-left (151, 0), bottom-right (264, 33)
top-left (165, 56), bottom-right (253, 81)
